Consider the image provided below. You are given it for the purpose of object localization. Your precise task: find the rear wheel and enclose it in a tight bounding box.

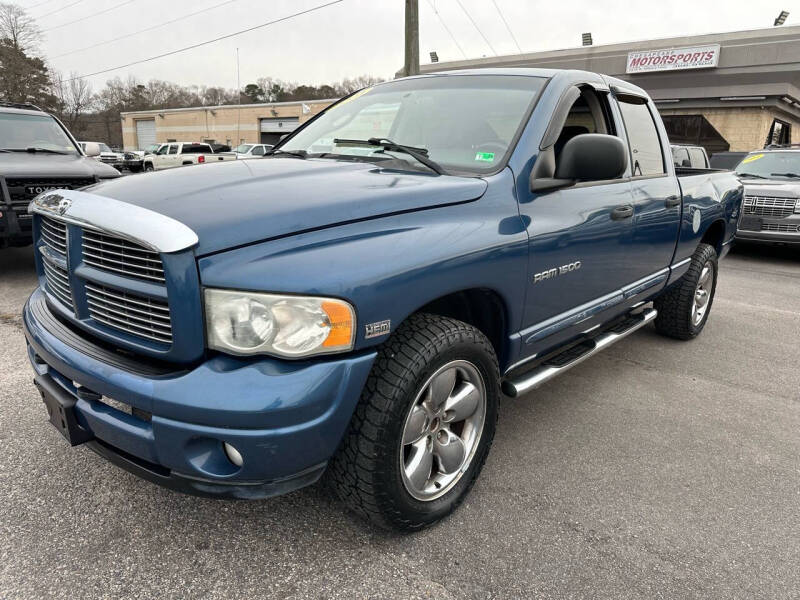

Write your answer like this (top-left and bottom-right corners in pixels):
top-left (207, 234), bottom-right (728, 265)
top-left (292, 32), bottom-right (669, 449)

top-left (654, 242), bottom-right (718, 340)
top-left (327, 313), bottom-right (499, 531)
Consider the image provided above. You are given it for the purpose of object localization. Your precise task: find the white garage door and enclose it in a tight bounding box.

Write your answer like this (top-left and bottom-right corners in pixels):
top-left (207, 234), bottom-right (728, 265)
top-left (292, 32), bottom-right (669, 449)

top-left (135, 119), bottom-right (156, 150)
top-left (260, 117), bottom-right (299, 133)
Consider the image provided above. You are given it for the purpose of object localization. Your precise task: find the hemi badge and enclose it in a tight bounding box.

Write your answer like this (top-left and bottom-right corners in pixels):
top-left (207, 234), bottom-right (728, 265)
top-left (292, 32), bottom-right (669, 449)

top-left (365, 319), bottom-right (391, 339)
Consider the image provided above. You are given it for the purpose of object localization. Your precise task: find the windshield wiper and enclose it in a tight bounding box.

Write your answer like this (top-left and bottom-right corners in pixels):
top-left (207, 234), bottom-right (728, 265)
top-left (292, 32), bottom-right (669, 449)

top-left (266, 149), bottom-right (307, 159)
top-left (770, 172), bottom-right (800, 178)
top-left (333, 137), bottom-right (444, 175)
top-left (12, 147), bottom-right (69, 154)
top-left (736, 172), bottom-right (768, 179)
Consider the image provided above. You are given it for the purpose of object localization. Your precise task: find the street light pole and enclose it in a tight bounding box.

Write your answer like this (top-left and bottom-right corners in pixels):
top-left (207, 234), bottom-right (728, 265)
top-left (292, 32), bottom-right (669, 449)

top-left (404, 0), bottom-right (419, 77)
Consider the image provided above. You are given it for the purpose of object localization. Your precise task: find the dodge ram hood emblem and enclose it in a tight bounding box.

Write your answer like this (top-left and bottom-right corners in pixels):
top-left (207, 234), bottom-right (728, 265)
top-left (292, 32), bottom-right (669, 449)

top-left (57, 198), bottom-right (72, 215)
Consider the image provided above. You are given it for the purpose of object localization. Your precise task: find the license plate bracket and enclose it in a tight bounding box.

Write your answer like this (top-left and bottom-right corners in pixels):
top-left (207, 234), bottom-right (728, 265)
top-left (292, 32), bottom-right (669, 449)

top-left (34, 376), bottom-right (94, 446)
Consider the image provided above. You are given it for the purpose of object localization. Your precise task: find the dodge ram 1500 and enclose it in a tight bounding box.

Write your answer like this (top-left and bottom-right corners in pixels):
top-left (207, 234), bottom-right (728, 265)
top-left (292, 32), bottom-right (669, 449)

top-left (23, 69), bottom-right (742, 531)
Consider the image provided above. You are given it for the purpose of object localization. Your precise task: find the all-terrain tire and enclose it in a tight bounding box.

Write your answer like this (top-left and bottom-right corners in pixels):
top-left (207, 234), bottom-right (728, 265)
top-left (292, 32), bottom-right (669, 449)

top-left (654, 242), bottom-right (718, 340)
top-left (327, 313), bottom-right (499, 532)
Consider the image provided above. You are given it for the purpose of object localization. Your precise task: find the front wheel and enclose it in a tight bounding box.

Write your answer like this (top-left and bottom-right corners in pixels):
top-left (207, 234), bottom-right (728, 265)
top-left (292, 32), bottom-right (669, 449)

top-left (654, 242), bottom-right (718, 340)
top-left (143, 163), bottom-right (154, 172)
top-left (327, 313), bottom-right (499, 531)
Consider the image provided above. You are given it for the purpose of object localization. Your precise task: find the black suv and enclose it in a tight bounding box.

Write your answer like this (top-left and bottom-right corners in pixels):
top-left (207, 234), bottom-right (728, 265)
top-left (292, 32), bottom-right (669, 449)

top-left (1, 102), bottom-right (120, 248)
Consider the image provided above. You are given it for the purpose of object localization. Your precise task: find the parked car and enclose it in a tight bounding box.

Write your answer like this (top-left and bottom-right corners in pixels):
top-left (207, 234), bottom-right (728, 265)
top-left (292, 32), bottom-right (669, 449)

top-left (0, 102), bottom-right (120, 249)
top-left (709, 151), bottom-right (748, 170)
top-left (22, 69), bottom-right (742, 531)
top-left (79, 141), bottom-right (124, 170)
top-left (142, 142), bottom-right (236, 171)
top-left (734, 147), bottom-right (800, 245)
top-left (670, 144), bottom-right (709, 169)
top-left (234, 143), bottom-right (273, 159)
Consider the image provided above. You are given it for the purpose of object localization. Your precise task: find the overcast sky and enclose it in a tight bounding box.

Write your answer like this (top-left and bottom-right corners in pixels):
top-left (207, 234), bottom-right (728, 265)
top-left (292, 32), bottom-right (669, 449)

top-left (14, 0), bottom-right (799, 91)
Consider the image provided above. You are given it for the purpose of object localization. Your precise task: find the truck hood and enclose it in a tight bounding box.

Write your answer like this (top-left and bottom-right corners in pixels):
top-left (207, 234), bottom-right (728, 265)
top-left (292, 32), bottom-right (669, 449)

top-left (88, 158), bottom-right (488, 255)
top-left (0, 152), bottom-right (120, 179)
top-left (741, 179), bottom-right (800, 198)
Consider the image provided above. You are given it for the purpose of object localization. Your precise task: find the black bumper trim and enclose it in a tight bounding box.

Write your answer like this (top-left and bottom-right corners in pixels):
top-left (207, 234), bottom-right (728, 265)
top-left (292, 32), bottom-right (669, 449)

top-left (86, 438), bottom-right (327, 500)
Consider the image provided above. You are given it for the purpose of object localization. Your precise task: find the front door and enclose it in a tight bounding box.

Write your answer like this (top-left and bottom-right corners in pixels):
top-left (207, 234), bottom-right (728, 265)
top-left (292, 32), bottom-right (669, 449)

top-left (517, 87), bottom-right (637, 362)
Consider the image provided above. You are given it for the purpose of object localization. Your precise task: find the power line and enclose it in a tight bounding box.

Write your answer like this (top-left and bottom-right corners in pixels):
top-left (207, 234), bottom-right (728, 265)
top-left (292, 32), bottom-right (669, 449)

top-left (51, 0), bottom-right (239, 59)
top-left (63, 0), bottom-right (345, 83)
top-left (26, 0), bottom-right (58, 9)
top-left (42, 0), bottom-right (136, 32)
top-left (424, 0), bottom-right (467, 59)
top-left (36, 0), bottom-right (87, 19)
top-left (489, 0), bottom-right (521, 53)
top-left (454, 0), bottom-right (497, 56)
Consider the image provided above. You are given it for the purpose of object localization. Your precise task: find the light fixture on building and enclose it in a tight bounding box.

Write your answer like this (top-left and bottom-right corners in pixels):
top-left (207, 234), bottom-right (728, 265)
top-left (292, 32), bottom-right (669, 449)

top-left (270, 108), bottom-right (278, 116)
top-left (582, 33), bottom-right (592, 46)
top-left (430, 51), bottom-right (439, 63)
top-left (720, 96), bottom-right (767, 101)
top-left (774, 10), bottom-right (789, 25)
top-left (158, 113), bottom-right (165, 119)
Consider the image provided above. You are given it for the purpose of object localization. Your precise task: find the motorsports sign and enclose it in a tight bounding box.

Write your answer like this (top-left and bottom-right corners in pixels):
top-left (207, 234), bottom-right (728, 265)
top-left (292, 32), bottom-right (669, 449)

top-left (626, 44), bottom-right (720, 73)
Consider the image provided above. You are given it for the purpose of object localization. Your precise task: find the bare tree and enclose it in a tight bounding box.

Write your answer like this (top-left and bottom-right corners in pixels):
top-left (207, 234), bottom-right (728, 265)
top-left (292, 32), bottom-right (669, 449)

top-left (0, 3), bottom-right (42, 52)
top-left (51, 72), bottom-right (93, 136)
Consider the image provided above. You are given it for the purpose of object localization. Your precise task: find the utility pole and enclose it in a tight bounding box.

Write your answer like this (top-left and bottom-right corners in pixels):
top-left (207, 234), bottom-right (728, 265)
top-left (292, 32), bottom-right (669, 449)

top-left (403, 0), bottom-right (419, 77)
top-left (236, 47), bottom-right (241, 145)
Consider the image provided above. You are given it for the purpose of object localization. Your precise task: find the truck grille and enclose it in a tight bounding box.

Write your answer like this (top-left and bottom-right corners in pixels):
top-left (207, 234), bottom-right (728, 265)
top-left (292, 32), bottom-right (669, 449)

top-left (85, 282), bottom-right (172, 344)
top-left (743, 196), bottom-right (798, 218)
top-left (761, 223), bottom-right (800, 233)
top-left (42, 257), bottom-right (74, 309)
top-left (40, 216), bottom-right (68, 256)
top-left (5, 178), bottom-right (96, 217)
top-left (82, 230), bottom-right (165, 282)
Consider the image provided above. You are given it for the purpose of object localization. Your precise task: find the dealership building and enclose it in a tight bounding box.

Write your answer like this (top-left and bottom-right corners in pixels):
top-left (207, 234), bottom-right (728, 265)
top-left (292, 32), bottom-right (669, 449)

top-left (120, 98), bottom-right (334, 150)
top-left (421, 25), bottom-right (800, 154)
top-left (121, 25), bottom-right (800, 155)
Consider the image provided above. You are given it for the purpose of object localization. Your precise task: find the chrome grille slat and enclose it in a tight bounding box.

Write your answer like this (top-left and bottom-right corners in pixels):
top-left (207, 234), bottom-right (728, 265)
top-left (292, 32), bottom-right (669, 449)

top-left (84, 286), bottom-right (170, 313)
top-left (81, 231), bottom-right (165, 283)
top-left (761, 223), bottom-right (799, 232)
top-left (40, 217), bottom-right (67, 256)
top-left (41, 259), bottom-right (73, 309)
top-left (85, 283), bottom-right (172, 344)
top-left (86, 297), bottom-right (171, 329)
top-left (743, 196), bottom-right (798, 218)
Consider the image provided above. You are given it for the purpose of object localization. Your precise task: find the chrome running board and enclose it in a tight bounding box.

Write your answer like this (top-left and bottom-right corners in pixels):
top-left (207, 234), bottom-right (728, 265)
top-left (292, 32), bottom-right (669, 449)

top-left (502, 308), bottom-right (657, 398)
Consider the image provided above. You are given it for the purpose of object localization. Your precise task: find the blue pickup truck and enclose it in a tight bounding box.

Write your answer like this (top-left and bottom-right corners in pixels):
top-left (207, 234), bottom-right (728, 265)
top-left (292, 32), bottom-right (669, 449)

top-left (23, 69), bottom-right (742, 531)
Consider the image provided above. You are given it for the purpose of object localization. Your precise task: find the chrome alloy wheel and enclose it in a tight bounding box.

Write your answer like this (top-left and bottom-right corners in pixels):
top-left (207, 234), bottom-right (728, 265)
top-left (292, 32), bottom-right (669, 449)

top-left (692, 260), bottom-right (714, 326)
top-left (400, 360), bottom-right (487, 501)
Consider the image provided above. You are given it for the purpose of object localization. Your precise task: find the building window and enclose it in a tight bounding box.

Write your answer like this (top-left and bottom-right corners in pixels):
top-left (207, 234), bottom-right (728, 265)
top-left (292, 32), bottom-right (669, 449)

top-left (766, 119), bottom-right (791, 147)
top-left (660, 114), bottom-right (729, 155)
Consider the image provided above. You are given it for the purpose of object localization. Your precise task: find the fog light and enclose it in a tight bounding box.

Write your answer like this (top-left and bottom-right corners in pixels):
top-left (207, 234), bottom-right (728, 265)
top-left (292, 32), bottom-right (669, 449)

top-left (223, 442), bottom-right (243, 467)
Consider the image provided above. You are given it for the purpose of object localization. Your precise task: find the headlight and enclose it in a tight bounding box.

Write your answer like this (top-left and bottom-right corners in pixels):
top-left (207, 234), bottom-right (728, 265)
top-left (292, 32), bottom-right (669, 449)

top-left (795, 199), bottom-right (800, 214)
top-left (204, 288), bottom-right (355, 358)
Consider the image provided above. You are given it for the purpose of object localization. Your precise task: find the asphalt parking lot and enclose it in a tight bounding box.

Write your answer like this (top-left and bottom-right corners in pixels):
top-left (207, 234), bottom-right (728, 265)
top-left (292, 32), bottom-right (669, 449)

top-left (1, 243), bottom-right (798, 599)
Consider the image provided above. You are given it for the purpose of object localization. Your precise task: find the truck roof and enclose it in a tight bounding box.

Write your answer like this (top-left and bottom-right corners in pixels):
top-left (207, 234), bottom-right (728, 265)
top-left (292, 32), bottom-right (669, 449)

top-left (400, 68), bottom-right (648, 100)
top-left (0, 103), bottom-right (47, 116)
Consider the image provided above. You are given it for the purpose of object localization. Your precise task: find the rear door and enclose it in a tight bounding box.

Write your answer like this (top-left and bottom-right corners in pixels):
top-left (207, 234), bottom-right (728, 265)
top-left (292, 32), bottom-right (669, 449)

top-left (616, 94), bottom-right (681, 280)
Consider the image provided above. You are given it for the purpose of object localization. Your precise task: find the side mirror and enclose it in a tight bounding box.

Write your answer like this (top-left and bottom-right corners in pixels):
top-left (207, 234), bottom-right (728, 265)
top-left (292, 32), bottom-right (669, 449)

top-left (555, 134), bottom-right (628, 181)
top-left (531, 134), bottom-right (628, 193)
top-left (83, 142), bottom-right (101, 157)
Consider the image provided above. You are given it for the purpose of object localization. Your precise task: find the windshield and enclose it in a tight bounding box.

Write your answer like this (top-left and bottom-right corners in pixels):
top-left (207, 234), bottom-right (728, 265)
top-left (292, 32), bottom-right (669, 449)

top-left (280, 74), bottom-right (547, 175)
top-left (98, 143), bottom-right (112, 153)
top-left (235, 144), bottom-right (253, 153)
top-left (735, 152), bottom-right (800, 179)
top-left (144, 144), bottom-right (160, 153)
top-left (0, 113), bottom-right (78, 153)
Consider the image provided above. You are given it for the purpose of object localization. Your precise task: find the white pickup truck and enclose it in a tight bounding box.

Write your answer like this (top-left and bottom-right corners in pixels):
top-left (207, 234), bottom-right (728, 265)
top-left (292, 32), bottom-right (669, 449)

top-left (142, 142), bottom-right (236, 172)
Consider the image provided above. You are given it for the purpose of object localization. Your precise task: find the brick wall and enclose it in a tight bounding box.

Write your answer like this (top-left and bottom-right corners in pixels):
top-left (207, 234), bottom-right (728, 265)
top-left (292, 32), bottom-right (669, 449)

top-left (121, 100), bottom-right (334, 150)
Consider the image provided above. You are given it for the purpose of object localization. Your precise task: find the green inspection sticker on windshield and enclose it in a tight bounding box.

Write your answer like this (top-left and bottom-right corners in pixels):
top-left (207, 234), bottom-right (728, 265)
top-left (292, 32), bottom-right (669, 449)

top-left (474, 152), bottom-right (495, 162)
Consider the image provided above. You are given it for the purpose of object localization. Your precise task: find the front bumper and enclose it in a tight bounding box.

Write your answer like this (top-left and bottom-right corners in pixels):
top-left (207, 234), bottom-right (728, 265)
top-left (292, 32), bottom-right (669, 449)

top-left (23, 288), bottom-right (376, 498)
top-left (735, 229), bottom-right (800, 245)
